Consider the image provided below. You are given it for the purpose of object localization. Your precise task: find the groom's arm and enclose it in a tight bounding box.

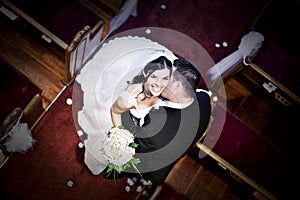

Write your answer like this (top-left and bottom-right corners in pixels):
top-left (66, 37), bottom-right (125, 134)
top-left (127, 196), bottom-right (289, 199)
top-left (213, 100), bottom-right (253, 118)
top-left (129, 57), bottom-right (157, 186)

top-left (121, 106), bottom-right (180, 152)
top-left (194, 91), bottom-right (211, 142)
top-left (121, 110), bottom-right (157, 151)
top-left (121, 91), bottom-right (211, 154)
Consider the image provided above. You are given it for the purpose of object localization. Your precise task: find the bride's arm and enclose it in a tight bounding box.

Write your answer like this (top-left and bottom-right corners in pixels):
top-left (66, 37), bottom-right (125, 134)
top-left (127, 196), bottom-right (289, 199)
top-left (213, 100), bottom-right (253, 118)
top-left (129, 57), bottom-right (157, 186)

top-left (110, 98), bottom-right (130, 127)
top-left (110, 84), bottom-right (142, 127)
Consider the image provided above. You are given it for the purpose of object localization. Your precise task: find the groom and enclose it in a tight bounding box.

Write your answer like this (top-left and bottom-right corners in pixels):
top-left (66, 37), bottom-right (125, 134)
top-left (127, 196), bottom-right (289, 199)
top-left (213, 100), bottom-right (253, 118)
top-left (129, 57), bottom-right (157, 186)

top-left (121, 58), bottom-right (212, 196)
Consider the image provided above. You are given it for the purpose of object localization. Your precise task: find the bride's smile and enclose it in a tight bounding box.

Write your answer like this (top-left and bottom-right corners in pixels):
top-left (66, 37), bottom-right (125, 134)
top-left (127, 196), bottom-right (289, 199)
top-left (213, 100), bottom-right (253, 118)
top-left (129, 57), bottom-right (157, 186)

top-left (151, 84), bottom-right (163, 93)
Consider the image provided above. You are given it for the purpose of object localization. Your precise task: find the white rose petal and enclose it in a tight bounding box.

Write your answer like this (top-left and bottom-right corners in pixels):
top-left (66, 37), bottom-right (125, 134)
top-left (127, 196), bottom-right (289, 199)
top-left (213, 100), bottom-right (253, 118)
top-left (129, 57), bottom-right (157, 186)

top-left (78, 142), bottom-right (84, 148)
top-left (127, 178), bottom-right (134, 186)
top-left (66, 98), bottom-right (72, 105)
top-left (136, 186), bottom-right (143, 192)
top-left (160, 4), bottom-right (167, 9)
top-left (67, 180), bottom-right (73, 188)
top-left (125, 186), bottom-right (130, 192)
top-left (145, 29), bottom-right (151, 34)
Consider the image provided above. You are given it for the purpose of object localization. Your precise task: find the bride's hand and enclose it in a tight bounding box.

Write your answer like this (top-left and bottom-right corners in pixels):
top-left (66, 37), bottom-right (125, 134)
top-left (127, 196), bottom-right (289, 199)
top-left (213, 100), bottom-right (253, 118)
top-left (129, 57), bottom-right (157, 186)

top-left (125, 83), bottom-right (143, 97)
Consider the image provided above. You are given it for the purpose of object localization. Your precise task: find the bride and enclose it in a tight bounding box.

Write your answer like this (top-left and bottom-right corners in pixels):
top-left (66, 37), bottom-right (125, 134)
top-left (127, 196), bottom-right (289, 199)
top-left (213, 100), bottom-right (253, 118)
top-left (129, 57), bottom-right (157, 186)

top-left (110, 55), bottom-right (172, 128)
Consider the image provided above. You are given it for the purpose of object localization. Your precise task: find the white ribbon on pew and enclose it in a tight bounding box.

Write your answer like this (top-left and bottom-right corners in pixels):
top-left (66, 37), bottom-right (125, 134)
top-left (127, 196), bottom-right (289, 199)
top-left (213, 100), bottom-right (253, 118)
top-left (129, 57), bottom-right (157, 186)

top-left (4, 113), bottom-right (35, 153)
top-left (207, 31), bottom-right (264, 81)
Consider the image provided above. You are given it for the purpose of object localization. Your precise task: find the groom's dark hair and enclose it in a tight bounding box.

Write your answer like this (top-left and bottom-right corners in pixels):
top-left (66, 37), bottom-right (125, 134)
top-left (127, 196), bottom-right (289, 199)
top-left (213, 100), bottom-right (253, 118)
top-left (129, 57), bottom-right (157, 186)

top-left (172, 59), bottom-right (201, 95)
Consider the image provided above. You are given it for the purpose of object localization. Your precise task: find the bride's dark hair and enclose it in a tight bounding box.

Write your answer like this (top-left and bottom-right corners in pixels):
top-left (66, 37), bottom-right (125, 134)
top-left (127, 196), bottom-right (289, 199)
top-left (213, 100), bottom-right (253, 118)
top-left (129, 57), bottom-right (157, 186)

top-left (128, 56), bottom-right (172, 84)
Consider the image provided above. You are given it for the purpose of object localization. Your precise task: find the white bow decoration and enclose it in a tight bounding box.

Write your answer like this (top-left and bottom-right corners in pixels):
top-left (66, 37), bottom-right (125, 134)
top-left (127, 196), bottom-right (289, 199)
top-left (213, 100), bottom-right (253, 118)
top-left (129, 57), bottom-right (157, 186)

top-left (207, 31), bottom-right (264, 81)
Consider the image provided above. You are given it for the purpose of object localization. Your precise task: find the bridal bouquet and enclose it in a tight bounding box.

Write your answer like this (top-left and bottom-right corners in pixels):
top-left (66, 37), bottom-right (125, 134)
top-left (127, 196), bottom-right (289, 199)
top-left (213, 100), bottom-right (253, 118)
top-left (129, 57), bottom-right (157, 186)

top-left (102, 126), bottom-right (141, 175)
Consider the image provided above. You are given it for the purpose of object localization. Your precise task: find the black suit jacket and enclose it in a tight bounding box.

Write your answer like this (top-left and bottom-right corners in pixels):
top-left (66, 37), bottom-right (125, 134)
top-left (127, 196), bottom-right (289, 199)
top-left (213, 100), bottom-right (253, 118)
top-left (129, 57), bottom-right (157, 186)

top-left (121, 91), bottom-right (211, 185)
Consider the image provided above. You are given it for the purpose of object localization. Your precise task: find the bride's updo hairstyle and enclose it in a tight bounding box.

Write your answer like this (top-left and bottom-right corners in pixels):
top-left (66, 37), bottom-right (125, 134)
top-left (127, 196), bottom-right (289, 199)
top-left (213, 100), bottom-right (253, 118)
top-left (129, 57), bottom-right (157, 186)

top-left (127, 56), bottom-right (172, 84)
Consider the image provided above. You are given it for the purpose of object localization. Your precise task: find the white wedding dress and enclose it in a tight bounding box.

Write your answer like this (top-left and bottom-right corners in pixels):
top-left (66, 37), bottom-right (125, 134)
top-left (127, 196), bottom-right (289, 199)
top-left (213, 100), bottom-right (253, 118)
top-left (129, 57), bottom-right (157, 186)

top-left (75, 36), bottom-right (178, 175)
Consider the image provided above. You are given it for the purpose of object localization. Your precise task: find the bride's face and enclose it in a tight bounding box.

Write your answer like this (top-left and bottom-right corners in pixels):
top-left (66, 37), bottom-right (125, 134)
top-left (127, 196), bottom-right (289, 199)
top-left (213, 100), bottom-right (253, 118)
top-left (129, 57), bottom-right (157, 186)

top-left (144, 68), bottom-right (170, 97)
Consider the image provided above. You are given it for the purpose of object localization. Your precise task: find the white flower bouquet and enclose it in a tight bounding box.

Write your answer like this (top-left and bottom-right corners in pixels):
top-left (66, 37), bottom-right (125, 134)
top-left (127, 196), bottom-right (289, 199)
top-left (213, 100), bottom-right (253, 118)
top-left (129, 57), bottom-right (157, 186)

top-left (102, 126), bottom-right (141, 175)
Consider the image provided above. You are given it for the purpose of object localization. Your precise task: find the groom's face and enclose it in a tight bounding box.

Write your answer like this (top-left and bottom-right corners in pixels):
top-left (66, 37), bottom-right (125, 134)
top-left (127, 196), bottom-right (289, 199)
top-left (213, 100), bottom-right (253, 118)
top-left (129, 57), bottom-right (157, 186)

top-left (161, 66), bottom-right (178, 99)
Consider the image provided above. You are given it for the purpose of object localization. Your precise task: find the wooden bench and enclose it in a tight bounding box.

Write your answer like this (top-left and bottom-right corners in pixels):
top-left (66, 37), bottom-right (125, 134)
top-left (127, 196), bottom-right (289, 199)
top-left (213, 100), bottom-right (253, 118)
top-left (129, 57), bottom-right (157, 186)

top-left (0, 59), bottom-right (44, 129)
top-left (0, 59), bottom-right (44, 167)
top-left (0, 0), bottom-right (109, 85)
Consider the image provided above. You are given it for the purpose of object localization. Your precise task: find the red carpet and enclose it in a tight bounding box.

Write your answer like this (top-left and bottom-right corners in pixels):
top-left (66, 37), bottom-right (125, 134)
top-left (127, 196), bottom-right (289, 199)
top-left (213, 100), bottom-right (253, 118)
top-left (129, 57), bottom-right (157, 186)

top-left (0, 83), bottom-right (188, 200)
